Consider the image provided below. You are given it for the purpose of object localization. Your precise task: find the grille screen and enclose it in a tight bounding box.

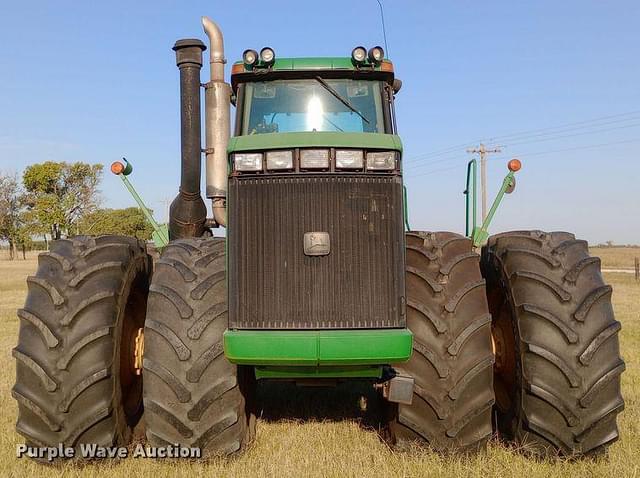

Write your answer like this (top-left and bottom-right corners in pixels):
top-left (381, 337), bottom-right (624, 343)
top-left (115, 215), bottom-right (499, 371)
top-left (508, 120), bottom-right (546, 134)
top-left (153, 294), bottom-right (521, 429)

top-left (228, 175), bottom-right (405, 329)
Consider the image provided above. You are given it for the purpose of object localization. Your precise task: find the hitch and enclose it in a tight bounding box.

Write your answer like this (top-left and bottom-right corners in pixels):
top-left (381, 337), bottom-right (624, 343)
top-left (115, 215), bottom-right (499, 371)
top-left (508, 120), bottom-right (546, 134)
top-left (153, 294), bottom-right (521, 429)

top-left (464, 158), bottom-right (521, 248)
top-left (111, 158), bottom-right (170, 248)
top-left (374, 370), bottom-right (415, 405)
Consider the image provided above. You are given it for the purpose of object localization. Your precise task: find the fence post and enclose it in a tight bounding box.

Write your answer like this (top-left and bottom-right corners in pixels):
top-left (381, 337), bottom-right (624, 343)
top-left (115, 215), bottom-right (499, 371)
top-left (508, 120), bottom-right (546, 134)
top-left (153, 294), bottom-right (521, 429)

top-left (635, 257), bottom-right (639, 282)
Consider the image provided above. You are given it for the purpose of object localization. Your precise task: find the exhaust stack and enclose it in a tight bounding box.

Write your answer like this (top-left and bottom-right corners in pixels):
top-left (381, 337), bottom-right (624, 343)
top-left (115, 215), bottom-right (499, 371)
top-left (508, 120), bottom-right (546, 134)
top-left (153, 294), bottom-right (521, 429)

top-left (168, 39), bottom-right (208, 239)
top-left (202, 16), bottom-right (230, 227)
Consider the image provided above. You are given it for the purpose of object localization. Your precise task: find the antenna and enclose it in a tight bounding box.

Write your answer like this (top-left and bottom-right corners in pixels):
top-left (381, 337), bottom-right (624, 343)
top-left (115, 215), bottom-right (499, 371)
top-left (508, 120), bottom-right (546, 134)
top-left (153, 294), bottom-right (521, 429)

top-left (376, 0), bottom-right (390, 56)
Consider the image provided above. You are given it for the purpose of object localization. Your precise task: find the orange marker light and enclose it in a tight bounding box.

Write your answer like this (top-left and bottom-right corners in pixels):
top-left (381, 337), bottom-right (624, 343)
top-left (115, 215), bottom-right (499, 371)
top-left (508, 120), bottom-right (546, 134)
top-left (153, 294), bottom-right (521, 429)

top-left (111, 161), bottom-right (125, 175)
top-left (508, 159), bottom-right (522, 172)
top-left (380, 60), bottom-right (394, 72)
top-left (231, 63), bottom-right (246, 75)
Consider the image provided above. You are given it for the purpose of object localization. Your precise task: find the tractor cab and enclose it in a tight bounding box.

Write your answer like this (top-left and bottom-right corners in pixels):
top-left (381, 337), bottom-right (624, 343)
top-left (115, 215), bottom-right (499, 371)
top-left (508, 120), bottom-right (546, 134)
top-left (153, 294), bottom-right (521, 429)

top-left (227, 48), bottom-right (402, 174)
top-left (231, 48), bottom-right (397, 135)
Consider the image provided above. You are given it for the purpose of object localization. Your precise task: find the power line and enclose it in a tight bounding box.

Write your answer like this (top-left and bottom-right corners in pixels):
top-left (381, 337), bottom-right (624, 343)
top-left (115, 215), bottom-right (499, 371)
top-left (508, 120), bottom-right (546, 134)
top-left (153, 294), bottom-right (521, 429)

top-left (403, 141), bottom-right (480, 165)
top-left (403, 152), bottom-right (465, 170)
top-left (503, 137), bottom-right (640, 159)
top-left (404, 164), bottom-right (462, 179)
top-left (496, 122), bottom-right (640, 148)
top-left (485, 110), bottom-right (640, 143)
top-left (403, 110), bottom-right (640, 165)
top-left (403, 120), bottom-right (640, 171)
top-left (485, 115), bottom-right (640, 144)
top-left (404, 137), bottom-right (640, 180)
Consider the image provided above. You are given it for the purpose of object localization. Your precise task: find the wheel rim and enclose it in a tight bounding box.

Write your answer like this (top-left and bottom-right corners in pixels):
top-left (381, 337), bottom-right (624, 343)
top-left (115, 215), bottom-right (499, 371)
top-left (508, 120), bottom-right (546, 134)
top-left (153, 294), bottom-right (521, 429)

top-left (492, 297), bottom-right (517, 415)
top-left (119, 284), bottom-right (146, 424)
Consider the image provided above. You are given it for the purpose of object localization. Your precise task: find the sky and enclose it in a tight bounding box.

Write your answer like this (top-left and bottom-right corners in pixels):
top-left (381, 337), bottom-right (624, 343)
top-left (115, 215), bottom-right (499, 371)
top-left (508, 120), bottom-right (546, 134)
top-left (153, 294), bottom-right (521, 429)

top-left (0, 1), bottom-right (638, 244)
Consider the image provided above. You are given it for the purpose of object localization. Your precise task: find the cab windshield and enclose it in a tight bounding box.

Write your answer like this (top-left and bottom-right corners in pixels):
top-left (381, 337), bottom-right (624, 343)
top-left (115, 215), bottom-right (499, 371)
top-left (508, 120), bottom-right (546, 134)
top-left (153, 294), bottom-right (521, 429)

top-left (239, 79), bottom-right (386, 135)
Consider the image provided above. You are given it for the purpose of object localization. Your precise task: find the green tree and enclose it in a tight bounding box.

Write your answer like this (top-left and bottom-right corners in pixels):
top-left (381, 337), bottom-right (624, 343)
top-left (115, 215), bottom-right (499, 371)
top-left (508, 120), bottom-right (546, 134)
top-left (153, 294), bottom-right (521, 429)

top-left (0, 172), bottom-right (30, 259)
top-left (22, 161), bottom-right (103, 239)
top-left (77, 207), bottom-right (154, 240)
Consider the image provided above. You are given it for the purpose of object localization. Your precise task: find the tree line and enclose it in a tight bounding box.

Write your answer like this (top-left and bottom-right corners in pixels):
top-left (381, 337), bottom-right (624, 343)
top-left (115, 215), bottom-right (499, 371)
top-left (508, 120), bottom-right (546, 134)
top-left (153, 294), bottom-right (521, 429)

top-left (0, 161), bottom-right (154, 259)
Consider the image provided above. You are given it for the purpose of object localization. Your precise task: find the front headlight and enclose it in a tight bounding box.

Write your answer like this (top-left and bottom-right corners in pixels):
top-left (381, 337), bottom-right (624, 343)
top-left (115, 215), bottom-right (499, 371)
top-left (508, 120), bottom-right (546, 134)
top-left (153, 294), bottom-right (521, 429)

top-left (266, 150), bottom-right (293, 170)
top-left (233, 152), bottom-right (263, 171)
top-left (336, 149), bottom-right (364, 169)
top-left (366, 151), bottom-right (396, 170)
top-left (300, 149), bottom-right (330, 169)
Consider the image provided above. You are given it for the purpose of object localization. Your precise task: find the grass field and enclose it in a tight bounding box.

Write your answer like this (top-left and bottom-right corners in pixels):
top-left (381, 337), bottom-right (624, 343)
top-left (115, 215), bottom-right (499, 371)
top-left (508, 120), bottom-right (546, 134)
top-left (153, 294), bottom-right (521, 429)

top-left (1, 251), bottom-right (639, 477)
top-left (590, 247), bottom-right (640, 270)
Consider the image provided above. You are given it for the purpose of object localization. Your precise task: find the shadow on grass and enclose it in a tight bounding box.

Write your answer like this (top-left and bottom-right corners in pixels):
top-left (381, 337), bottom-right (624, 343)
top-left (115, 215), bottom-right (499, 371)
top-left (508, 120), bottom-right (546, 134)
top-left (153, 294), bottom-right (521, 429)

top-left (255, 379), bottom-right (389, 432)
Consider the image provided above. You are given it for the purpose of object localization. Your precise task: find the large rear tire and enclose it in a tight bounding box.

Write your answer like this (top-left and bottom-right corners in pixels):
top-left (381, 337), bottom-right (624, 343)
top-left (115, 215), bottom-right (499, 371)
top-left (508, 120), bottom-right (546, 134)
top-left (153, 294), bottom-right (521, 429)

top-left (481, 230), bottom-right (625, 456)
top-left (388, 232), bottom-right (495, 452)
top-left (13, 235), bottom-right (151, 460)
top-left (143, 237), bottom-right (255, 457)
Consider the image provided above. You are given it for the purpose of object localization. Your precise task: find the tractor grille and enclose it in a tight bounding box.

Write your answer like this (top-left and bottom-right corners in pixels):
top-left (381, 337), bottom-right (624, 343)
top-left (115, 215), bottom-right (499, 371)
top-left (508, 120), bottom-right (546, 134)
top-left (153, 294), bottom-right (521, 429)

top-left (228, 174), bottom-right (406, 329)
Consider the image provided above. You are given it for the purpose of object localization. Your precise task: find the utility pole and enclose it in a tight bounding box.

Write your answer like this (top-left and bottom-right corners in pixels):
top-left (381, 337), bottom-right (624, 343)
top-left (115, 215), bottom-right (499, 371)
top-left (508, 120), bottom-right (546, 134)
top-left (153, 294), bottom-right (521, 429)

top-left (467, 143), bottom-right (502, 221)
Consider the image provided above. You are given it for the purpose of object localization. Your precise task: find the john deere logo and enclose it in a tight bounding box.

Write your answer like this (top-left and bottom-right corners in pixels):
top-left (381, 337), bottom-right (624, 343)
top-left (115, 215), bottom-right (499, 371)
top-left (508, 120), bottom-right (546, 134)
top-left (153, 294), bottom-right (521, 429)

top-left (303, 232), bottom-right (330, 256)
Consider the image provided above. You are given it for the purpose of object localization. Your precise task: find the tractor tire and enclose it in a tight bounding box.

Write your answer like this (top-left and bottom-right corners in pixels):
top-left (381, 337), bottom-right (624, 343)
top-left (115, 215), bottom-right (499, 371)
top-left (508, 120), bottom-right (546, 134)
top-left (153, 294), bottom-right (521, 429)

top-left (143, 237), bottom-right (255, 457)
top-left (388, 231), bottom-right (495, 452)
top-left (481, 230), bottom-right (625, 457)
top-left (13, 235), bottom-right (151, 459)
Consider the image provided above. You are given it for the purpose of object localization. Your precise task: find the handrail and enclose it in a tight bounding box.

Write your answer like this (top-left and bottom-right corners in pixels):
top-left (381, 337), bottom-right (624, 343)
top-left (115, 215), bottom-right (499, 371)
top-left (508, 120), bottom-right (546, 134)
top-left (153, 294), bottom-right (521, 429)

top-left (464, 159), bottom-right (477, 237)
top-left (464, 158), bottom-right (520, 247)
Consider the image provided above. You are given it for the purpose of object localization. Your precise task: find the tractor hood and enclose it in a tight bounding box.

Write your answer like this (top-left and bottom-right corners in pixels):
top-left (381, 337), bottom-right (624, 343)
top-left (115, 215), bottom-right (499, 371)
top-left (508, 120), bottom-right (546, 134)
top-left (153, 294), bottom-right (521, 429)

top-left (227, 132), bottom-right (403, 154)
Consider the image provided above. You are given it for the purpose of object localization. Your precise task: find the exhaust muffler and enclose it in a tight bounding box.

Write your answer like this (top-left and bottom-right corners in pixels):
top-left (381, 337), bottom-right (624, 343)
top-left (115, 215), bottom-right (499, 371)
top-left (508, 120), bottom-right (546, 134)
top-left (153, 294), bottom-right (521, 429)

top-left (168, 38), bottom-right (207, 239)
top-left (202, 16), bottom-right (230, 227)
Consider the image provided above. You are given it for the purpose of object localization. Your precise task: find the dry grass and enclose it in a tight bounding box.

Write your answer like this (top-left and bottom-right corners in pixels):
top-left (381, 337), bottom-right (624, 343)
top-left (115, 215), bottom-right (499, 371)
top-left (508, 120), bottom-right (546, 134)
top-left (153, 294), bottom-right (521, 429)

top-left (591, 247), bottom-right (640, 270)
top-left (1, 254), bottom-right (639, 477)
top-left (0, 250), bottom-right (44, 262)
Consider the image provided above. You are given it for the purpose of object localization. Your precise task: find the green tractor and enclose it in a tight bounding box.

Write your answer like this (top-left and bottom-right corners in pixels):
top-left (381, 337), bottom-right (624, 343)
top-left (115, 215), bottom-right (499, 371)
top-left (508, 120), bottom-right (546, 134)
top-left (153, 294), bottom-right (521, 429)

top-left (14, 17), bottom-right (624, 460)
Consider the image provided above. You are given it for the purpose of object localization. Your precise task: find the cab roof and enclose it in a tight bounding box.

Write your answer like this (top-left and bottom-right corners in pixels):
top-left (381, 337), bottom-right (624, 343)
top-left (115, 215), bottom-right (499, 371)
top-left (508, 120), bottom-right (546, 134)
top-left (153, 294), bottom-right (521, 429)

top-left (233, 56), bottom-right (393, 71)
top-left (230, 57), bottom-right (395, 91)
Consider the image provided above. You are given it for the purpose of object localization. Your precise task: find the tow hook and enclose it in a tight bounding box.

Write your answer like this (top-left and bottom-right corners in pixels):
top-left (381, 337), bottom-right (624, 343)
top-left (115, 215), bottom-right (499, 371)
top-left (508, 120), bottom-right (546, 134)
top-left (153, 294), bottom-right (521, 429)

top-left (133, 328), bottom-right (144, 375)
top-left (374, 372), bottom-right (415, 405)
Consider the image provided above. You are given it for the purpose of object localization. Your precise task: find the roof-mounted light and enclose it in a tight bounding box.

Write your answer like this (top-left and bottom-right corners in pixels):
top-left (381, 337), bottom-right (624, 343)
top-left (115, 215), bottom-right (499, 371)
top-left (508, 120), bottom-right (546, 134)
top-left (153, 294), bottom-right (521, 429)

top-left (368, 46), bottom-right (384, 64)
top-left (242, 49), bottom-right (259, 68)
top-left (380, 60), bottom-right (394, 72)
top-left (351, 46), bottom-right (367, 65)
top-left (260, 47), bottom-right (275, 65)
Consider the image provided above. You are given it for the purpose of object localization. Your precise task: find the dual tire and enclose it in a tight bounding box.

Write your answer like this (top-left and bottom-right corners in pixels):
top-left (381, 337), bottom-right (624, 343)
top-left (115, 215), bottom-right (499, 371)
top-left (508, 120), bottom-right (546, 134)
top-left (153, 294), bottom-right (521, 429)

top-left (13, 235), bottom-right (252, 460)
top-left (395, 230), bottom-right (624, 457)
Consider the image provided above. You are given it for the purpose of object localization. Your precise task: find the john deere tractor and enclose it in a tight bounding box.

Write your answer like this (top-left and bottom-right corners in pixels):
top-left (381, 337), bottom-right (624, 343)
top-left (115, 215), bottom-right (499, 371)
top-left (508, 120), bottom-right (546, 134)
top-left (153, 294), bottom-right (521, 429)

top-left (14, 17), bottom-right (624, 459)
